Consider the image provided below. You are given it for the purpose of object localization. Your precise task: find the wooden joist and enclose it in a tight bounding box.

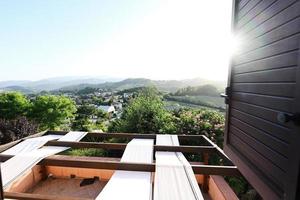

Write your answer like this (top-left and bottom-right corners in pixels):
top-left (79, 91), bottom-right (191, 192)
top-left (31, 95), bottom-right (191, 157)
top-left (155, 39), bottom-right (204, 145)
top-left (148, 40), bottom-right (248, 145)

top-left (46, 131), bottom-right (210, 144)
top-left (44, 141), bottom-right (216, 154)
top-left (0, 155), bottom-right (240, 176)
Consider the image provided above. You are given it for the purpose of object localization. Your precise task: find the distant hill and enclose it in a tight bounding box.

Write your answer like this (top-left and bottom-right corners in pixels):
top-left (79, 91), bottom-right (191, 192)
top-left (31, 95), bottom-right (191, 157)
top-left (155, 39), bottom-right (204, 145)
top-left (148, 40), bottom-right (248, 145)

top-left (59, 78), bottom-right (226, 93)
top-left (173, 84), bottom-right (220, 96)
top-left (0, 77), bottom-right (226, 93)
top-left (0, 76), bottom-right (122, 92)
top-left (0, 86), bottom-right (34, 94)
top-left (0, 80), bottom-right (31, 88)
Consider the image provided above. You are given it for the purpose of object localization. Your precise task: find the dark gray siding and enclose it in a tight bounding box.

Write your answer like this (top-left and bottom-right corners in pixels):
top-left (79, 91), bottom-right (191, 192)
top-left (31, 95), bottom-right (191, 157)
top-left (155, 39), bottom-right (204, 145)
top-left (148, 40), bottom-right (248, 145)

top-left (224, 0), bottom-right (300, 199)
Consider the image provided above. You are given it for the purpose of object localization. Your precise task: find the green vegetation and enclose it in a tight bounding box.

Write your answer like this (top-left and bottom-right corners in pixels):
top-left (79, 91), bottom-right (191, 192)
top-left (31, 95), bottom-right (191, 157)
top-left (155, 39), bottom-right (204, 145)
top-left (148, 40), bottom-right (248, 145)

top-left (165, 95), bottom-right (225, 111)
top-left (0, 92), bottom-right (77, 138)
top-left (107, 87), bottom-right (252, 199)
top-left (0, 117), bottom-right (38, 144)
top-left (109, 87), bottom-right (176, 134)
top-left (59, 78), bottom-right (226, 93)
top-left (0, 92), bottom-right (30, 119)
top-left (72, 104), bottom-right (108, 131)
top-left (65, 148), bottom-right (108, 157)
top-left (173, 84), bottom-right (219, 96)
top-left (109, 87), bottom-right (224, 144)
top-left (29, 95), bottom-right (76, 130)
top-left (116, 86), bottom-right (148, 95)
top-left (165, 84), bottom-right (225, 111)
top-left (0, 88), bottom-right (253, 199)
top-left (76, 87), bottom-right (98, 95)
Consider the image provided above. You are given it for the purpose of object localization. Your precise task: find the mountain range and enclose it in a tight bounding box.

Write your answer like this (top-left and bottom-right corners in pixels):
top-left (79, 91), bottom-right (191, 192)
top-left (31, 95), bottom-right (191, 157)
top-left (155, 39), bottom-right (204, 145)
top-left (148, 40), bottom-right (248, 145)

top-left (0, 76), bottom-right (226, 93)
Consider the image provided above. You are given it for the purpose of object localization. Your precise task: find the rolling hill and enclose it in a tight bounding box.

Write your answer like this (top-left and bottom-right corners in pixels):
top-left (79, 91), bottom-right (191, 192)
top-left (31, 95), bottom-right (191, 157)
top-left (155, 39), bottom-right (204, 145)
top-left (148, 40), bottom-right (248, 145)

top-left (0, 77), bottom-right (226, 93)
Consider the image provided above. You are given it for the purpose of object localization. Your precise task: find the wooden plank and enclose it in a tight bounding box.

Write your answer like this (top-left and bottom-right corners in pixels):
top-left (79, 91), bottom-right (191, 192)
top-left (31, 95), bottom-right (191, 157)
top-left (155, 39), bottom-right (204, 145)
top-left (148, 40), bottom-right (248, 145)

top-left (202, 135), bottom-right (233, 164)
top-left (231, 100), bottom-right (289, 127)
top-left (44, 141), bottom-right (216, 154)
top-left (237, 0), bottom-right (296, 35)
top-left (229, 132), bottom-right (285, 188)
top-left (233, 50), bottom-right (298, 73)
top-left (0, 130), bottom-right (48, 153)
top-left (238, 0), bottom-right (262, 20)
top-left (209, 175), bottom-right (239, 200)
top-left (4, 192), bottom-right (92, 200)
top-left (238, 0), bottom-right (252, 10)
top-left (232, 92), bottom-right (293, 112)
top-left (239, 16), bottom-right (300, 54)
top-left (234, 33), bottom-right (300, 65)
top-left (284, 24), bottom-right (300, 199)
top-left (45, 131), bottom-right (68, 135)
top-left (237, 0), bottom-right (277, 29)
top-left (231, 108), bottom-right (291, 142)
top-left (230, 115), bottom-right (289, 156)
top-left (229, 124), bottom-right (288, 170)
top-left (232, 66), bottom-right (296, 83)
top-left (242, 1), bottom-right (300, 39)
top-left (231, 82), bottom-right (296, 97)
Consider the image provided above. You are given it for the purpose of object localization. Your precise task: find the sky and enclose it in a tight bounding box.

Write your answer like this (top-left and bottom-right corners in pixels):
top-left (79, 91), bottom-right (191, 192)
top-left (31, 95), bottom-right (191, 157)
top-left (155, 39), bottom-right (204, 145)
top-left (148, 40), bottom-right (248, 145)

top-left (0, 0), bottom-right (233, 81)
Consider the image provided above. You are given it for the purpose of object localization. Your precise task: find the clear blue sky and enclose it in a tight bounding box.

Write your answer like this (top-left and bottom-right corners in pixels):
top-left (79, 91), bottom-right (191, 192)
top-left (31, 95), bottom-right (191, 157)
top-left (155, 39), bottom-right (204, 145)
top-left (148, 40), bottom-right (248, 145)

top-left (0, 0), bottom-right (232, 81)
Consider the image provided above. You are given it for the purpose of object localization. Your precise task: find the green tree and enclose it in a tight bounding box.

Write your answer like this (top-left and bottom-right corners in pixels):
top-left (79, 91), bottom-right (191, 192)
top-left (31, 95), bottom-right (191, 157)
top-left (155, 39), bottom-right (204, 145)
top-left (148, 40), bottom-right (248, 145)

top-left (76, 104), bottom-right (98, 118)
top-left (72, 104), bottom-right (108, 131)
top-left (29, 95), bottom-right (76, 130)
top-left (72, 104), bottom-right (97, 131)
top-left (72, 117), bottom-right (92, 131)
top-left (109, 87), bottom-right (176, 134)
top-left (0, 92), bottom-right (30, 119)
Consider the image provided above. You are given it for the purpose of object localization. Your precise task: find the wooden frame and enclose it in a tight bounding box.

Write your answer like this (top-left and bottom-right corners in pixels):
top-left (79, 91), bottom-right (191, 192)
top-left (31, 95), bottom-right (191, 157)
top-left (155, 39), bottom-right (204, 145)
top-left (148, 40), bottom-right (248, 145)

top-left (0, 131), bottom-right (240, 200)
top-left (0, 154), bottom-right (240, 176)
top-left (45, 141), bottom-right (216, 153)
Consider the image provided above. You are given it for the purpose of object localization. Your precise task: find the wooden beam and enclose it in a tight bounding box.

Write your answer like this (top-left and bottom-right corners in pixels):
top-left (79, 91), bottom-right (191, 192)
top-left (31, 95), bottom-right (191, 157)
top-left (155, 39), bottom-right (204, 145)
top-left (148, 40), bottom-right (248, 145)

top-left (202, 152), bottom-right (209, 193)
top-left (202, 135), bottom-right (234, 165)
top-left (44, 141), bottom-right (216, 154)
top-left (87, 132), bottom-right (207, 141)
top-left (46, 131), bottom-right (208, 143)
top-left (45, 141), bottom-right (127, 150)
top-left (0, 155), bottom-right (241, 176)
top-left (4, 192), bottom-right (92, 200)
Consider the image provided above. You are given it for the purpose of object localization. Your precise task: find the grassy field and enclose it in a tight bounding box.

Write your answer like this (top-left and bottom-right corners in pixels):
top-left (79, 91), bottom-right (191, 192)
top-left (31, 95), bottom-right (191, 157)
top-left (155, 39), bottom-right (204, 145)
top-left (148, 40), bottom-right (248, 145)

top-left (164, 95), bottom-right (225, 112)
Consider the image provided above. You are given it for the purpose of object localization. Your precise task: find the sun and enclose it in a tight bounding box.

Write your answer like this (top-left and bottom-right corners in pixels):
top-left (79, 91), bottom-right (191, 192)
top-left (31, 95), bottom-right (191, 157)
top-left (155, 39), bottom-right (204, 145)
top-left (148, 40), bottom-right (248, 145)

top-left (228, 35), bottom-right (244, 56)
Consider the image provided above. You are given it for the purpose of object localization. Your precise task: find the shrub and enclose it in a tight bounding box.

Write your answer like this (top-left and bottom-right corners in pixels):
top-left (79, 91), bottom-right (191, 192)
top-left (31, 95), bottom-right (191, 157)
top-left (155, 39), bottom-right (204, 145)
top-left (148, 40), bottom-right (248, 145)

top-left (0, 117), bottom-right (38, 144)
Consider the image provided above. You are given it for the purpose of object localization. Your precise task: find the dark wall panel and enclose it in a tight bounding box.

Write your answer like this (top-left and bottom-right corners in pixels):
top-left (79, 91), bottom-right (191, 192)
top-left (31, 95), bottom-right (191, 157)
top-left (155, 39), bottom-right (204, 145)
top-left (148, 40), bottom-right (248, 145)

top-left (225, 0), bottom-right (300, 199)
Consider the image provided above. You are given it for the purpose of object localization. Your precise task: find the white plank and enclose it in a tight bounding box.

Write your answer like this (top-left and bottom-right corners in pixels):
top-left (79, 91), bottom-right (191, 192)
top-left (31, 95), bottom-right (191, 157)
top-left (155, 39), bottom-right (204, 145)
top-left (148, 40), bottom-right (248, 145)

top-left (1, 135), bottom-right (62, 155)
top-left (96, 139), bottom-right (154, 200)
top-left (154, 134), bottom-right (204, 200)
top-left (1, 131), bottom-right (87, 189)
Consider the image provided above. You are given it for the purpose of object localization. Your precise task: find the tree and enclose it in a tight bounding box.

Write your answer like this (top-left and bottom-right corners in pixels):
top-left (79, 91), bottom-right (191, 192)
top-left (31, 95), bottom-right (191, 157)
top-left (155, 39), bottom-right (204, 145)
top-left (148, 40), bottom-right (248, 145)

top-left (29, 95), bottom-right (76, 130)
top-left (72, 104), bottom-right (97, 131)
top-left (174, 84), bottom-right (219, 96)
top-left (71, 117), bottom-right (92, 131)
top-left (76, 104), bottom-right (98, 118)
top-left (109, 87), bottom-right (176, 134)
top-left (0, 92), bottom-right (30, 119)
